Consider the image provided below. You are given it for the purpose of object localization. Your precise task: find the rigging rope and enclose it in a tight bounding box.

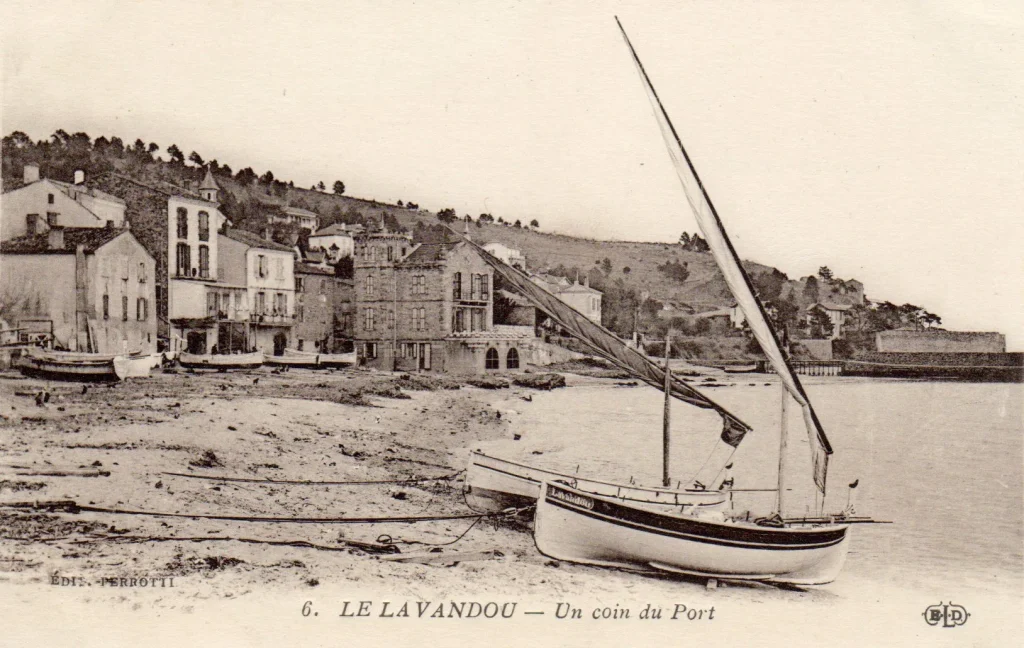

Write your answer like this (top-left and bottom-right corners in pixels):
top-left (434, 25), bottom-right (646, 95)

top-left (161, 470), bottom-right (463, 486)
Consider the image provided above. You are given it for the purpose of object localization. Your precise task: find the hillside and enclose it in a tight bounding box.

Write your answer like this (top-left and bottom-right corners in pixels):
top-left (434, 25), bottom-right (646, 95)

top-left (2, 129), bottom-right (876, 340)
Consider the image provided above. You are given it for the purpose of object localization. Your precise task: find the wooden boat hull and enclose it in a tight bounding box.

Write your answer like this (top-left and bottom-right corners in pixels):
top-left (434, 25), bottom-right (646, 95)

top-left (178, 352), bottom-right (264, 370)
top-left (265, 354), bottom-right (323, 369)
top-left (534, 481), bottom-right (850, 586)
top-left (17, 350), bottom-right (126, 382)
top-left (281, 350), bottom-right (356, 368)
top-left (465, 450), bottom-right (728, 513)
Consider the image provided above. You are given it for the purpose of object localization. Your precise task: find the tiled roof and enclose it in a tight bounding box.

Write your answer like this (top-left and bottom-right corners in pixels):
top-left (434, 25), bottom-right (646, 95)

top-left (199, 168), bottom-right (220, 191)
top-left (312, 223), bottom-right (355, 237)
top-left (49, 180), bottom-right (127, 205)
top-left (808, 302), bottom-right (854, 312)
top-left (284, 206), bottom-right (318, 218)
top-left (222, 228), bottom-right (295, 252)
top-left (0, 227), bottom-right (127, 255)
top-left (402, 243), bottom-right (450, 263)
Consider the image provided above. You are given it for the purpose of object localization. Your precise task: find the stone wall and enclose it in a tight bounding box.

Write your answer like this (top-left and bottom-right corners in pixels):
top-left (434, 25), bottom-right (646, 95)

top-left (875, 330), bottom-right (1006, 353)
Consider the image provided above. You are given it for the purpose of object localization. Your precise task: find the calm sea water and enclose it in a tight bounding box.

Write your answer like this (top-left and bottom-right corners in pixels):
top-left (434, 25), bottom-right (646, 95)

top-left (479, 377), bottom-right (1023, 599)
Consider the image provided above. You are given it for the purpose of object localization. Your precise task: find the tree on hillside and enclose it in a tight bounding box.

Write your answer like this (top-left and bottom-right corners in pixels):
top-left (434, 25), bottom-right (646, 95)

top-left (166, 144), bottom-right (184, 164)
top-left (260, 170), bottom-right (275, 185)
top-left (317, 181), bottom-right (326, 192)
top-left (478, 213), bottom-right (494, 224)
top-left (236, 167), bottom-right (257, 185)
top-left (436, 208), bottom-right (457, 224)
top-left (188, 151), bottom-right (204, 167)
top-left (656, 259), bottom-right (689, 283)
top-left (109, 137), bottom-right (125, 155)
top-left (753, 268), bottom-right (788, 302)
top-left (818, 266), bottom-right (833, 282)
top-left (807, 308), bottom-right (835, 339)
top-left (147, 142), bottom-right (159, 158)
top-left (680, 232), bottom-right (710, 253)
top-left (513, 219), bottom-right (522, 228)
top-left (333, 180), bottom-right (345, 195)
top-left (803, 275), bottom-right (820, 303)
top-left (530, 219), bottom-right (539, 228)
top-left (497, 217), bottom-right (504, 224)
top-left (600, 257), bottom-right (612, 274)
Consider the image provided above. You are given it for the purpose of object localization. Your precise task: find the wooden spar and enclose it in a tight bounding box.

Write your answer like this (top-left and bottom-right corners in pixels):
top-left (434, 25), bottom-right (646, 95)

top-left (776, 383), bottom-right (788, 516)
top-left (662, 330), bottom-right (672, 487)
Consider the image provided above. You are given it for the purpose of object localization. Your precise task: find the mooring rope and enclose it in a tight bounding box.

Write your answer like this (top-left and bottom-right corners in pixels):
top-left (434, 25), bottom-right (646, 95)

top-left (161, 470), bottom-right (464, 486)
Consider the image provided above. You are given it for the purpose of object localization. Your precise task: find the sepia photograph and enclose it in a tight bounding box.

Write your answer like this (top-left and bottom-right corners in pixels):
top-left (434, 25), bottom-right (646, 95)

top-left (1, 2), bottom-right (1021, 646)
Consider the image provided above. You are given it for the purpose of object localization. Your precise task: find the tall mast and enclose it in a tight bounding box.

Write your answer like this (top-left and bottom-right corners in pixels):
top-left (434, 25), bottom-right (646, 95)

top-left (776, 384), bottom-right (788, 516)
top-left (662, 330), bottom-right (672, 487)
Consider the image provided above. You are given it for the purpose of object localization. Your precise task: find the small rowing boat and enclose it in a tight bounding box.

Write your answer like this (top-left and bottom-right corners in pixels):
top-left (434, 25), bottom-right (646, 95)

top-left (284, 348), bottom-right (356, 368)
top-left (17, 347), bottom-right (132, 382)
top-left (465, 450), bottom-right (728, 513)
top-left (178, 351), bottom-right (263, 370)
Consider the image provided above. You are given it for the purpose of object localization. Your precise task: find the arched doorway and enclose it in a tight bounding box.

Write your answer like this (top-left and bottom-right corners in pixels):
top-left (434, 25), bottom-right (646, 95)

top-left (273, 332), bottom-right (287, 356)
top-left (506, 348), bottom-right (520, 370)
top-left (485, 348), bottom-right (499, 370)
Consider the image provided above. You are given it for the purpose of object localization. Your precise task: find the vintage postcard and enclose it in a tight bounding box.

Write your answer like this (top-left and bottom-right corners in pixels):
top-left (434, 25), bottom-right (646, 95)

top-left (1, 2), bottom-right (1021, 646)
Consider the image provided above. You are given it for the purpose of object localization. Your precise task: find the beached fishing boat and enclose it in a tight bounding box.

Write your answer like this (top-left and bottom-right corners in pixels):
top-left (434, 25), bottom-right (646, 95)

top-left (271, 348), bottom-right (356, 369)
top-left (530, 19), bottom-right (877, 586)
top-left (178, 351), bottom-right (263, 370)
top-left (465, 450), bottom-right (728, 513)
top-left (721, 363), bottom-right (759, 374)
top-left (265, 352), bottom-right (323, 369)
top-left (17, 347), bottom-right (131, 382)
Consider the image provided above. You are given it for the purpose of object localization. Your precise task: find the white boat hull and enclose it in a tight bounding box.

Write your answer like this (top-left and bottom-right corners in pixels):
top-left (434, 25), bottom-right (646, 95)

top-left (178, 351), bottom-right (264, 370)
top-left (534, 482), bottom-right (850, 586)
top-left (465, 451), bottom-right (728, 513)
top-left (18, 348), bottom-right (130, 382)
top-left (282, 349), bottom-right (355, 368)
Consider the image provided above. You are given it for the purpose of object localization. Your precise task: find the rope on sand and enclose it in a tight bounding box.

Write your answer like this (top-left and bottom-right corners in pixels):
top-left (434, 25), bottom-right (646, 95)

top-left (160, 470), bottom-right (464, 486)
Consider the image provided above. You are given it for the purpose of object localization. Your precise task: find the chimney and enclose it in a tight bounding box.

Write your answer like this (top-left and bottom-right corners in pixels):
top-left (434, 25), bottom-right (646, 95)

top-left (48, 227), bottom-right (65, 250)
top-left (73, 170), bottom-right (85, 185)
top-left (24, 164), bottom-right (40, 184)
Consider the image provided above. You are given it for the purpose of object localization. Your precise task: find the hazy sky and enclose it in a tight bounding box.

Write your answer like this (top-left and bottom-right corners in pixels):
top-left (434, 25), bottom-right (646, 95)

top-left (3, 1), bottom-right (1022, 348)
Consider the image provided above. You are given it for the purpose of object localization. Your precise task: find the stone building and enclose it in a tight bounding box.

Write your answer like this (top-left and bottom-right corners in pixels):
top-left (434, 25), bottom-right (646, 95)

top-left (0, 225), bottom-right (156, 354)
top-left (294, 261), bottom-right (352, 352)
top-left (353, 227), bottom-right (530, 373)
top-left (875, 330), bottom-right (1006, 353)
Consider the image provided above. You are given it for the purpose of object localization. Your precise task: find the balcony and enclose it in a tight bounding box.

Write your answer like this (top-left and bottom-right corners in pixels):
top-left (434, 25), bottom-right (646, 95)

top-left (250, 312), bottom-right (295, 327)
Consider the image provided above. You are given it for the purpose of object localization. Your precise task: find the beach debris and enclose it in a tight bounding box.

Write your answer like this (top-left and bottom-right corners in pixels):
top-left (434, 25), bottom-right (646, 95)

top-left (467, 377), bottom-right (509, 390)
top-left (512, 373), bottom-right (566, 390)
top-left (154, 480), bottom-right (163, 489)
top-left (188, 450), bottom-right (223, 469)
top-left (513, 434), bottom-right (522, 441)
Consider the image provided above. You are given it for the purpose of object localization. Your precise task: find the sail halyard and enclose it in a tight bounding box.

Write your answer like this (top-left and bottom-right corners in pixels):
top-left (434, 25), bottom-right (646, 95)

top-left (452, 233), bottom-right (752, 440)
top-left (615, 17), bottom-right (833, 495)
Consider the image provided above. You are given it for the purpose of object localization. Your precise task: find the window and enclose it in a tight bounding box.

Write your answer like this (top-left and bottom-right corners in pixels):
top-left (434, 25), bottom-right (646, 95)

top-left (176, 242), bottom-right (191, 276)
top-left (452, 272), bottom-right (462, 300)
top-left (319, 279), bottom-right (326, 295)
top-left (138, 262), bottom-right (147, 283)
top-left (480, 274), bottom-right (489, 301)
top-left (274, 292), bottom-right (286, 315)
top-left (506, 348), bottom-right (520, 370)
top-left (275, 258), bottom-right (284, 280)
top-left (454, 309), bottom-right (465, 332)
top-left (296, 277), bottom-right (305, 293)
top-left (137, 297), bottom-right (148, 321)
top-left (387, 246), bottom-right (393, 262)
top-left (26, 214), bottom-right (39, 234)
top-left (121, 295), bottom-right (129, 321)
top-left (412, 275), bottom-right (426, 296)
top-left (102, 294), bottom-right (110, 320)
top-left (256, 255), bottom-right (267, 278)
top-left (47, 212), bottom-right (58, 227)
top-left (207, 292), bottom-right (219, 317)
top-left (363, 307), bottom-right (375, 331)
top-left (198, 211), bottom-right (210, 241)
top-left (176, 207), bottom-right (188, 239)
top-left (364, 275), bottom-right (375, 296)
top-left (297, 304), bottom-right (305, 322)
top-left (48, 193), bottom-right (54, 205)
top-left (471, 309), bottom-right (483, 332)
top-left (365, 342), bottom-right (378, 359)
top-left (221, 292), bottom-right (231, 316)
top-left (198, 245), bottom-right (210, 278)
top-left (485, 348), bottom-right (500, 370)
top-left (471, 274), bottom-right (479, 300)
top-left (412, 307), bottom-right (426, 331)
top-left (386, 309), bottom-right (395, 329)
top-left (255, 292), bottom-right (266, 315)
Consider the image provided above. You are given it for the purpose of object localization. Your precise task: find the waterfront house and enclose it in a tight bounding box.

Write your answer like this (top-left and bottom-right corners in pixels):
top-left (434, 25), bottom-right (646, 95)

top-left (218, 228), bottom-right (296, 356)
top-left (0, 224), bottom-right (156, 354)
top-left (529, 273), bottom-right (603, 325)
top-left (353, 226), bottom-right (532, 372)
top-left (804, 302), bottom-right (853, 339)
top-left (2, 164), bottom-right (126, 241)
top-left (269, 205), bottom-right (320, 231)
top-left (294, 261), bottom-right (354, 352)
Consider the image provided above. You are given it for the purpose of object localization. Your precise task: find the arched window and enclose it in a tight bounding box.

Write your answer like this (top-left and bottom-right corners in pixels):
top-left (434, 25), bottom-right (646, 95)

top-left (485, 348), bottom-right (500, 370)
top-left (506, 348), bottom-right (519, 370)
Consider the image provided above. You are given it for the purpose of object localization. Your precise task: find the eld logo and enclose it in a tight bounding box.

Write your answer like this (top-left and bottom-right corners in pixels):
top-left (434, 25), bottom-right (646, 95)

top-left (922, 602), bottom-right (970, 628)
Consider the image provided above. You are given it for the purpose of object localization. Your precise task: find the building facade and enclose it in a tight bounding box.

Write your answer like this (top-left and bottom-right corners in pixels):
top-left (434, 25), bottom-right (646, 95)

top-left (482, 242), bottom-right (526, 270)
top-left (294, 262), bottom-right (345, 352)
top-left (353, 228), bottom-right (527, 373)
top-left (219, 228), bottom-right (296, 355)
top-left (309, 223), bottom-right (356, 262)
top-left (0, 226), bottom-right (156, 354)
top-left (875, 330), bottom-right (1006, 354)
top-left (530, 273), bottom-right (602, 325)
top-left (2, 165), bottom-right (126, 241)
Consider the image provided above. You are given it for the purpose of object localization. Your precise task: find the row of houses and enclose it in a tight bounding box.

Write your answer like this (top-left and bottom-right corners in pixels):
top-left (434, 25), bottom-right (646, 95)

top-left (0, 164), bottom-right (601, 373)
top-left (1, 164), bottom-right (353, 359)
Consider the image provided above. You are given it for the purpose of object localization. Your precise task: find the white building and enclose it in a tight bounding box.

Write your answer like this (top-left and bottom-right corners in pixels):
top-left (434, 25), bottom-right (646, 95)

top-left (529, 273), bottom-right (602, 325)
top-left (482, 242), bottom-right (526, 270)
top-left (1, 164), bottom-right (126, 240)
top-left (269, 206), bottom-right (320, 231)
top-left (309, 223), bottom-right (356, 262)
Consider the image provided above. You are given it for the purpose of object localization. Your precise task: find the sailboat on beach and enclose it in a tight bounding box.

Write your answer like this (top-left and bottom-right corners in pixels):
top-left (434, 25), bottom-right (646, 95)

top-left (528, 18), bottom-right (875, 586)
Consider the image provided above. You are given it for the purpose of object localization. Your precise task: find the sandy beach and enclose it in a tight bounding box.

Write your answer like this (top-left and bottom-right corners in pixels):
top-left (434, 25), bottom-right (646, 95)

top-left (1, 367), bottom-right (1019, 648)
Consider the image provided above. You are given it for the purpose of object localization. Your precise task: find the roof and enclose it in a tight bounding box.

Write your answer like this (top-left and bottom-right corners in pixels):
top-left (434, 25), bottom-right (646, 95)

top-left (49, 180), bottom-right (126, 206)
top-left (807, 302), bottom-right (854, 312)
top-left (312, 223), bottom-right (355, 237)
top-left (283, 206), bottom-right (318, 218)
top-left (295, 262), bottom-right (335, 276)
top-left (402, 243), bottom-right (450, 263)
top-left (558, 281), bottom-right (601, 295)
top-left (92, 172), bottom-right (215, 204)
top-left (199, 168), bottom-right (220, 191)
top-left (303, 249), bottom-right (326, 263)
top-left (0, 227), bottom-right (129, 255)
top-left (221, 228), bottom-right (294, 252)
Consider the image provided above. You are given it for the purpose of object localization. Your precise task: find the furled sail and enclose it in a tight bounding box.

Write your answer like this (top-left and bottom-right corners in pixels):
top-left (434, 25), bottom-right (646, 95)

top-left (457, 234), bottom-right (752, 443)
top-left (616, 17), bottom-right (833, 494)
